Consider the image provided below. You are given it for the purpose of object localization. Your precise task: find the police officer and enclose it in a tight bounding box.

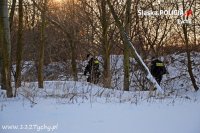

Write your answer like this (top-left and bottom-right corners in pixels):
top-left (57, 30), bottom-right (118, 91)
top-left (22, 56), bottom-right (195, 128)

top-left (150, 57), bottom-right (167, 85)
top-left (84, 54), bottom-right (100, 84)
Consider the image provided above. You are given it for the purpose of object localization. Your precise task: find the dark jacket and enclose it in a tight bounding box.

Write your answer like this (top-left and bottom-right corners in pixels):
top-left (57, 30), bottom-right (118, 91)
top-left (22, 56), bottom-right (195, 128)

top-left (150, 59), bottom-right (167, 78)
top-left (84, 58), bottom-right (99, 75)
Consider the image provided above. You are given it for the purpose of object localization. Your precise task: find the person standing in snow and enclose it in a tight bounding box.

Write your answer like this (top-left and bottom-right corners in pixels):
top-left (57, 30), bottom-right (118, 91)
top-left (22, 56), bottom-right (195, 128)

top-left (150, 57), bottom-right (167, 86)
top-left (84, 54), bottom-right (100, 84)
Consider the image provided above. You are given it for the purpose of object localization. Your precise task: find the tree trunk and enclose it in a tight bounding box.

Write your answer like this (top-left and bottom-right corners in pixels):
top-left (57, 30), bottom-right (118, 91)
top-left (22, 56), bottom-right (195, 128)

top-left (9, 0), bottom-right (16, 30)
top-left (182, 1), bottom-right (199, 91)
top-left (101, 0), bottom-right (111, 88)
top-left (0, 0), bottom-right (13, 97)
top-left (107, 0), bottom-right (163, 93)
top-left (38, 0), bottom-right (47, 88)
top-left (183, 24), bottom-right (199, 91)
top-left (70, 0), bottom-right (78, 81)
top-left (193, 0), bottom-right (197, 49)
top-left (0, 14), bottom-right (3, 90)
top-left (103, 51), bottom-right (111, 88)
top-left (123, 0), bottom-right (131, 91)
top-left (70, 40), bottom-right (78, 81)
top-left (15, 0), bottom-right (23, 90)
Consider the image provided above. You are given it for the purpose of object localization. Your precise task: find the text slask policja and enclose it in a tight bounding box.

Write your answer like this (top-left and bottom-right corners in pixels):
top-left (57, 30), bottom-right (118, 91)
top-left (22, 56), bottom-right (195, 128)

top-left (138, 10), bottom-right (183, 16)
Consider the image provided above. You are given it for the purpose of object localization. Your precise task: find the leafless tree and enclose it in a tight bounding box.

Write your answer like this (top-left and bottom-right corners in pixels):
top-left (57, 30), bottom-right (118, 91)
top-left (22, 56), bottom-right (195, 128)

top-left (0, 0), bottom-right (13, 97)
top-left (38, 0), bottom-right (47, 88)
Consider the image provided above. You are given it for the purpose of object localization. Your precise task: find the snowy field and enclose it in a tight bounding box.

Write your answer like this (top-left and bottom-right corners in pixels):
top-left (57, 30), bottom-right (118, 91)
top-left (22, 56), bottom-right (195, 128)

top-left (1, 81), bottom-right (200, 133)
top-left (1, 52), bottom-right (200, 133)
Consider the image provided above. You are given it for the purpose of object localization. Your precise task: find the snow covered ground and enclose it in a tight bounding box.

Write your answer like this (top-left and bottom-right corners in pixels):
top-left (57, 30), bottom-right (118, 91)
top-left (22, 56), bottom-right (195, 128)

top-left (1, 52), bottom-right (200, 133)
top-left (18, 52), bottom-right (200, 91)
top-left (1, 81), bottom-right (200, 133)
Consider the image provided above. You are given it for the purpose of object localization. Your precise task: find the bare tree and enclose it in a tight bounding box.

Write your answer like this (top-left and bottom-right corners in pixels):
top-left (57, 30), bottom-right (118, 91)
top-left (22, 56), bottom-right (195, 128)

top-left (123, 0), bottom-right (132, 91)
top-left (42, 0), bottom-right (80, 81)
top-left (38, 0), bottom-right (47, 88)
top-left (99, 0), bottom-right (112, 88)
top-left (9, 0), bottom-right (17, 30)
top-left (182, 0), bottom-right (199, 91)
top-left (15, 0), bottom-right (24, 90)
top-left (0, 0), bottom-right (13, 97)
top-left (106, 0), bottom-right (164, 93)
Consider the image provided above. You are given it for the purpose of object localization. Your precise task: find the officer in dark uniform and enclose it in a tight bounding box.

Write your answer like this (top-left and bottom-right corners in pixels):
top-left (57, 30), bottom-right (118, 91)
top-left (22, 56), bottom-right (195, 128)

top-left (84, 54), bottom-right (100, 84)
top-left (150, 57), bottom-right (167, 85)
